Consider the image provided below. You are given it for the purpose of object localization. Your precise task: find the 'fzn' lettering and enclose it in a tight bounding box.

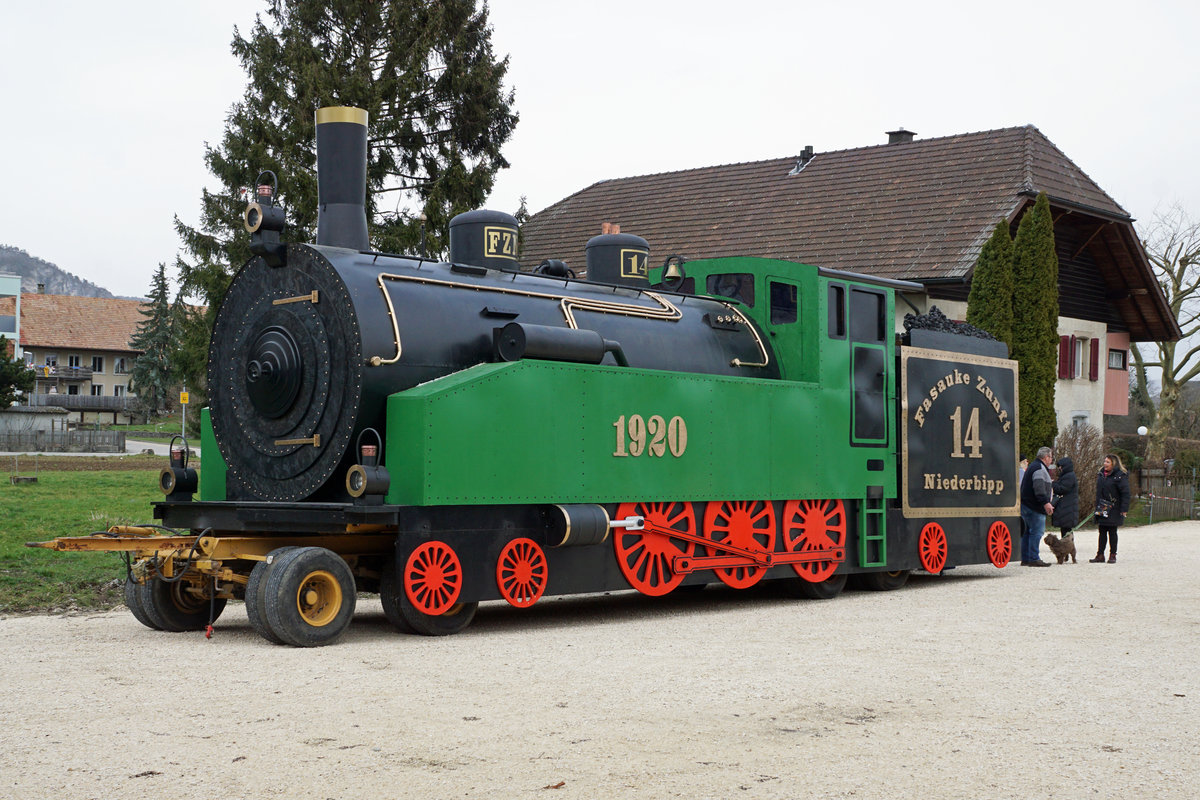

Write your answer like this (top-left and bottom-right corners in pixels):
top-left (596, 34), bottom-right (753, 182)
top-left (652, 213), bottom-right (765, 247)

top-left (484, 226), bottom-right (517, 259)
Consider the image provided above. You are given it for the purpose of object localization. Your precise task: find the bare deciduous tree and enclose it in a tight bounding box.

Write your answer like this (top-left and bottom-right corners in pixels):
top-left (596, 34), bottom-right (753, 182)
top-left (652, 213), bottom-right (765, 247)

top-left (1132, 205), bottom-right (1200, 462)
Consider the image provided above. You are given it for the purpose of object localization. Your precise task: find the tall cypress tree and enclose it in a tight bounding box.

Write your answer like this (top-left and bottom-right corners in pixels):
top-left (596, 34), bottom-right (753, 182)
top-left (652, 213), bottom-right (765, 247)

top-left (129, 262), bottom-right (177, 418)
top-left (965, 219), bottom-right (1015, 352)
top-left (174, 0), bottom-right (518, 414)
top-left (1010, 192), bottom-right (1060, 455)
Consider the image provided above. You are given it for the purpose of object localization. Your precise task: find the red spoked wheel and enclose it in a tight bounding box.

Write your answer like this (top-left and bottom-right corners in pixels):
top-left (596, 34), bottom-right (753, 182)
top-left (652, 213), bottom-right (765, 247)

top-left (919, 522), bottom-right (948, 574)
top-left (782, 499), bottom-right (847, 583)
top-left (496, 538), bottom-right (548, 608)
top-left (404, 540), bottom-right (463, 615)
top-left (987, 521), bottom-right (1012, 568)
top-left (614, 501), bottom-right (696, 596)
top-left (702, 500), bottom-right (777, 589)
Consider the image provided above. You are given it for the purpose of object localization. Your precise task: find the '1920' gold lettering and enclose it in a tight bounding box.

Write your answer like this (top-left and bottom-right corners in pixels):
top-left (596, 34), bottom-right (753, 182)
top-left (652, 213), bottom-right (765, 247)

top-left (613, 414), bottom-right (687, 458)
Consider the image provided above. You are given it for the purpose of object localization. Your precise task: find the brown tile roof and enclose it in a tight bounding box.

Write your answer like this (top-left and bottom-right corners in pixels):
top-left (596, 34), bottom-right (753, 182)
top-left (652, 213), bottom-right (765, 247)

top-left (520, 125), bottom-right (1128, 283)
top-left (0, 293), bottom-right (145, 353)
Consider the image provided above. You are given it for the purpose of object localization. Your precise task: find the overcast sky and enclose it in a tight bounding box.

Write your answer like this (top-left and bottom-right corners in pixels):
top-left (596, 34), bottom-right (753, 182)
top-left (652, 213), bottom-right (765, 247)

top-left (1, 0), bottom-right (1197, 299)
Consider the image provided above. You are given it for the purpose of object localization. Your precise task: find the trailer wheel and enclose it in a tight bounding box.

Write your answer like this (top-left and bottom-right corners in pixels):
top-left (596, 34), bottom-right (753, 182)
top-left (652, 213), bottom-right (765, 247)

top-left (139, 576), bottom-right (226, 632)
top-left (781, 571), bottom-right (847, 600)
top-left (124, 577), bottom-right (161, 630)
top-left (245, 547), bottom-right (297, 645)
top-left (263, 547), bottom-right (357, 647)
top-left (857, 570), bottom-right (910, 591)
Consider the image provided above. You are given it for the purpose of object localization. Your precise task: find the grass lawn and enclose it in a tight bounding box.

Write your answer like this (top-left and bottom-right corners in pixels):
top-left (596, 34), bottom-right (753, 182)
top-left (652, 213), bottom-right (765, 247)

top-left (1, 466), bottom-right (163, 613)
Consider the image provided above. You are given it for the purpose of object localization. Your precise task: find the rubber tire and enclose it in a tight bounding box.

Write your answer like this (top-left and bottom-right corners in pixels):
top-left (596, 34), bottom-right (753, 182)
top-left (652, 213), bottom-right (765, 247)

top-left (857, 569), bottom-right (911, 591)
top-left (139, 575), bottom-right (227, 632)
top-left (244, 547), bottom-right (297, 645)
top-left (399, 597), bottom-right (479, 637)
top-left (262, 547), bottom-right (357, 647)
top-left (124, 576), bottom-right (161, 630)
top-left (379, 553), bottom-right (417, 634)
top-left (781, 571), bottom-right (848, 600)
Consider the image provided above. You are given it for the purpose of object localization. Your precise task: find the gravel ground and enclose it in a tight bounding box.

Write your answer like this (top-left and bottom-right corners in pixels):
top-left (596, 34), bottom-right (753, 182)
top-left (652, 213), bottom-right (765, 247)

top-left (1, 521), bottom-right (1197, 799)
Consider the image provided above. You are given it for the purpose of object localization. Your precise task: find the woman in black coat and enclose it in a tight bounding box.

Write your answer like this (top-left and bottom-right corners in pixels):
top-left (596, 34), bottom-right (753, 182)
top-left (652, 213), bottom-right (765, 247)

top-left (1091, 454), bottom-right (1132, 563)
top-left (1051, 456), bottom-right (1079, 536)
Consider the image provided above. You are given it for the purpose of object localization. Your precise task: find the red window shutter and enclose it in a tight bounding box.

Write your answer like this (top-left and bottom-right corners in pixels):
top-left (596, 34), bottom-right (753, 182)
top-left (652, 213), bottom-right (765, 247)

top-left (1058, 335), bottom-right (1070, 378)
top-left (1089, 339), bottom-right (1100, 381)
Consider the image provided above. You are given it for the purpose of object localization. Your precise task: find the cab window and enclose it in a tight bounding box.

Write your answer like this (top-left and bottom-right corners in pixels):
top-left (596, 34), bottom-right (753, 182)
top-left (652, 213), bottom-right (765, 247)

top-left (770, 281), bottom-right (798, 324)
top-left (706, 273), bottom-right (755, 307)
top-left (849, 288), bottom-right (885, 343)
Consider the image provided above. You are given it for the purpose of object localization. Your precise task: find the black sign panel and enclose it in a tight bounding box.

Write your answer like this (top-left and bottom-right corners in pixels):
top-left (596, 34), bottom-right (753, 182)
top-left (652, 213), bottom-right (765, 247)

top-left (901, 347), bottom-right (1020, 517)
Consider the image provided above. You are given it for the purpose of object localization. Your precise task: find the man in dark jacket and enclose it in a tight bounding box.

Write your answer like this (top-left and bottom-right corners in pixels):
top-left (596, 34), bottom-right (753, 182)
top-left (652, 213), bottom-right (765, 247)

top-left (1019, 446), bottom-right (1054, 566)
top-left (1051, 456), bottom-right (1079, 534)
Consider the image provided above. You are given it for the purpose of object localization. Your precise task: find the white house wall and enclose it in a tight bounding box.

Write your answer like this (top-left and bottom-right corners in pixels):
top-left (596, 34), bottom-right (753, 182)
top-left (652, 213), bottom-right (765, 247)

top-left (895, 296), bottom-right (1118, 433)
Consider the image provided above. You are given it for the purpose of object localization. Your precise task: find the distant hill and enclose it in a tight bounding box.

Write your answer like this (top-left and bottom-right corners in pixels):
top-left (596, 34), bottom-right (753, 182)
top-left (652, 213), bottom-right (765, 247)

top-left (0, 244), bottom-right (115, 298)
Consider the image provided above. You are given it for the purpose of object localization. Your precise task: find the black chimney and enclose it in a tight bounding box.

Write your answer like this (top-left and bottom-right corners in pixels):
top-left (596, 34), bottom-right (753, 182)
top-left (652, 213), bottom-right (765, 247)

top-left (788, 145), bottom-right (815, 175)
top-left (315, 106), bottom-right (370, 250)
top-left (886, 128), bottom-right (916, 145)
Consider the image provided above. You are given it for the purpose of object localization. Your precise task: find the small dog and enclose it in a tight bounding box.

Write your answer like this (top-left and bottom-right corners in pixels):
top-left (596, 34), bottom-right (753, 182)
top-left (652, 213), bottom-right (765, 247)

top-left (1044, 532), bottom-right (1077, 564)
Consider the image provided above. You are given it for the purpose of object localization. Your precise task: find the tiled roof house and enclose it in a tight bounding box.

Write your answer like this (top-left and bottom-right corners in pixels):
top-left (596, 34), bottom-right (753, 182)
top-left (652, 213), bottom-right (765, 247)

top-left (519, 126), bottom-right (1181, 428)
top-left (0, 292), bottom-right (145, 423)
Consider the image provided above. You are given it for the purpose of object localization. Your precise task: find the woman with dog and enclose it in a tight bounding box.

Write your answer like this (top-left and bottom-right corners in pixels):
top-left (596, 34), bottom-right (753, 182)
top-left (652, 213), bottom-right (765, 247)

top-left (1091, 454), bottom-right (1132, 563)
top-left (1051, 456), bottom-right (1079, 537)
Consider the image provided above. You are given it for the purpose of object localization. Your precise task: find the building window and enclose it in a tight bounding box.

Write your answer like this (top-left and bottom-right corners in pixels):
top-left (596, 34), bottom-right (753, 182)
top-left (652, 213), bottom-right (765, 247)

top-left (44, 353), bottom-right (57, 367)
top-left (91, 385), bottom-right (103, 396)
top-left (1072, 413), bottom-right (1089, 428)
top-left (1108, 349), bottom-right (1127, 370)
top-left (1073, 338), bottom-right (1084, 379)
top-left (114, 357), bottom-right (128, 374)
top-left (68, 354), bottom-right (81, 369)
top-left (91, 356), bottom-right (104, 373)
top-left (24, 351), bottom-right (33, 366)
top-left (67, 385), bottom-right (79, 396)
top-left (114, 385), bottom-right (126, 397)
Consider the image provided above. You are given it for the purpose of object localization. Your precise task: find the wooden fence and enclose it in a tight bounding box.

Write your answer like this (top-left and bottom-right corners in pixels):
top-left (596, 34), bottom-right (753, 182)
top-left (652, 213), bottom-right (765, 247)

top-left (1138, 467), bottom-right (1198, 521)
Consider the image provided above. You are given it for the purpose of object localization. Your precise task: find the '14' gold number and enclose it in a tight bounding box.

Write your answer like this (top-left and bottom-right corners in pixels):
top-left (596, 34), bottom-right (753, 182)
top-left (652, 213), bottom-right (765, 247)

top-left (949, 406), bottom-right (982, 459)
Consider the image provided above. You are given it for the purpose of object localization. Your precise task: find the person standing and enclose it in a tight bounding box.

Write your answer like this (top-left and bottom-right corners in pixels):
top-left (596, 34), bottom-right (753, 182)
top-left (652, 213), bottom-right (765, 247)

top-left (1019, 446), bottom-right (1054, 566)
top-left (1051, 456), bottom-right (1079, 537)
top-left (1091, 454), bottom-right (1131, 563)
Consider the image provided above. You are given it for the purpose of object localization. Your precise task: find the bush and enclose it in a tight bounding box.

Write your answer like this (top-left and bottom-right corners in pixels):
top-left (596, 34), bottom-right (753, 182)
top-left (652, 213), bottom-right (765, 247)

top-left (1171, 449), bottom-right (1200, 480)
top-left (1055, 423), bottom-right (1105, 517)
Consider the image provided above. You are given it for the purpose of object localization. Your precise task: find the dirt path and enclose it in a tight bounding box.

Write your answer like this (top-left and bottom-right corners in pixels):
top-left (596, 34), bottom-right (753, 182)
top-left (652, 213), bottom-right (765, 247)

top-left (2, 522), bottom-right (1197, 799)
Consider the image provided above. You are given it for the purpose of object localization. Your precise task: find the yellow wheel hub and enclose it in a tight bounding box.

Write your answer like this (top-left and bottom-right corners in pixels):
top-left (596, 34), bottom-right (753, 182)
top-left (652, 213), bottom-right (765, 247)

top-left (295, 570), bottom-right (342, 627)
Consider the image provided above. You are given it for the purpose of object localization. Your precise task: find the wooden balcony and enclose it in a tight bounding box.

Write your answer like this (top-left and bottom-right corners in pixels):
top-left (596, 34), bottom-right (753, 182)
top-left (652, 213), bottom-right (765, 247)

top-left (27, 392), bottom-right (137, 412)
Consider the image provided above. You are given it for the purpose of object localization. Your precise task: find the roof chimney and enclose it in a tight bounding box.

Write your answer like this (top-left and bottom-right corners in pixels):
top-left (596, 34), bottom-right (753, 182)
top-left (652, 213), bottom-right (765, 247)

top-left (886, 128), bottom-right (916, 145)
top-left (788, 145), bottom-right (815, 175)
top-left (37, 283), bottom-right (45, 294)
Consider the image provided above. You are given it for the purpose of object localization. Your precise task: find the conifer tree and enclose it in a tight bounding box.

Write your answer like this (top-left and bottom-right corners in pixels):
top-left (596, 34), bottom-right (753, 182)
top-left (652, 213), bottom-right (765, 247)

top-left (965, 220), bottom-right (1015, 352)
top-left (0, 335), bottom-right (34, 408)
top-left (129, 262), bottom-right (177, 418)
top-left (174, 0), bottom-right (518, 412)
top-left (1010, 193), bottom-right (1059, 455)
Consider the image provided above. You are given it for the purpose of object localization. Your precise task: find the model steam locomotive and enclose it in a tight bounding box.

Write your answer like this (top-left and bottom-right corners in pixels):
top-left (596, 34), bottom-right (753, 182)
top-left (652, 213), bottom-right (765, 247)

top-left (32, 107), bottom-right (1021, 646)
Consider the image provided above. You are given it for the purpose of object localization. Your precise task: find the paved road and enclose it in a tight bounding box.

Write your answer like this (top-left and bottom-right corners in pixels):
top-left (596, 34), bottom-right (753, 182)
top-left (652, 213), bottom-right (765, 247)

top-left (1, 522), bottom-right (1196, 799)
top-left (0, 438), bottom-right (198, 458)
